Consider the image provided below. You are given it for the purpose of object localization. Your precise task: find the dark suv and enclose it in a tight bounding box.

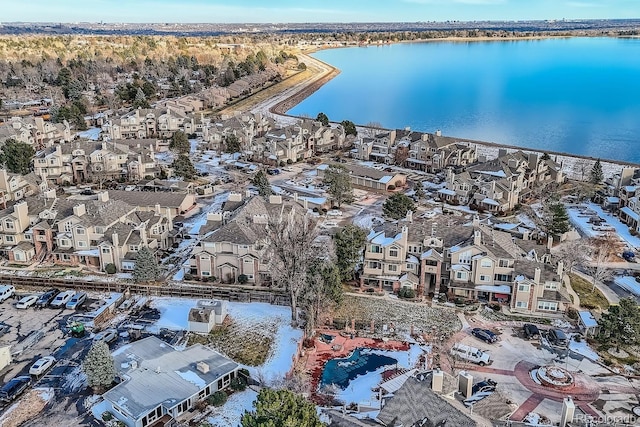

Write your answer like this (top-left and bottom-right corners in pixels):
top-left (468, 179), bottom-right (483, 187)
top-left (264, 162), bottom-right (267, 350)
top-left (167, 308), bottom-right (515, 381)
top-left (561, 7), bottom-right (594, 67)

top-left (523, 324), bottom-right (540, 340)
top-left (0, 376), bottom-right (31, 402)
top-left (471, 328), bottom-right (498, 343)
top-left (35, 289), bottom-right (60, 308)
top-left (548, 329), bottom-right (569, 347)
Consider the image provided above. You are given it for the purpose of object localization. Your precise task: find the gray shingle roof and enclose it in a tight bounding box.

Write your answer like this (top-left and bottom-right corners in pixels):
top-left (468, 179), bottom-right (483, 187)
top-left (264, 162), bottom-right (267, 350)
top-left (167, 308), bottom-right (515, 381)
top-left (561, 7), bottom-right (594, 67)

top-left (109, 190), bottom-right (192, 209)
top-left (377, 376), bottom-right (476, 427)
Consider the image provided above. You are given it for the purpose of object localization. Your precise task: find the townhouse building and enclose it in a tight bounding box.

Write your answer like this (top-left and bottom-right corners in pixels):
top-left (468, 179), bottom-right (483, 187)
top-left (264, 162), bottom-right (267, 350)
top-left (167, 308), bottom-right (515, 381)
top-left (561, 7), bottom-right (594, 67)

top-left (190, 194), bottom-right (295, 284)
top-left (0, 169), bottom-right (43, 207)
top-left (0, 116), bottom-right (71, 149)
top-left (317, 163), bottom-right (407, 192)
top-left (511, 261), bottom-right (571, 315)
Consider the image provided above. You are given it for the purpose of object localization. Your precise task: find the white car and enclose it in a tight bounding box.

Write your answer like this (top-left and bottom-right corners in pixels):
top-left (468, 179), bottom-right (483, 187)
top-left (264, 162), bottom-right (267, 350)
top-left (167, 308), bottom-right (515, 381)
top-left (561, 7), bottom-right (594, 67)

top-left (93, 329), bottom-right (118, 344)
top-left (327, 210), bottom-right (343, 217)
top-left (320, 221), bottom-right (339, 229)
top-left (50, 290), bottom-right (75, 308)
top-left (15, 295), bottom-right (38, 309)
top-left (29, 356), bottom-right (56, 376)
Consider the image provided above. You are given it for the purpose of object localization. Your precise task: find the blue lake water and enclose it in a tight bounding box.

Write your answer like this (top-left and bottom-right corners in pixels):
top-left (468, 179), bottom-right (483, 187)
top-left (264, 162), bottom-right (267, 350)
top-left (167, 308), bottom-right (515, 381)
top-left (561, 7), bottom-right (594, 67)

top-left (320, 348), bottom-right (397, 389)
top-left (289, 38), bottom-right (640, 164)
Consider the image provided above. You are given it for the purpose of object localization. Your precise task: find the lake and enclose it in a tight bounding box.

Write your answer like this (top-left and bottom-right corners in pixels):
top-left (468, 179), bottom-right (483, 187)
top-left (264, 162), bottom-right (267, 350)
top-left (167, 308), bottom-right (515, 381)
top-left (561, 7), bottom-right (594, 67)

top-left (288, 38), bottom-right (640, 164)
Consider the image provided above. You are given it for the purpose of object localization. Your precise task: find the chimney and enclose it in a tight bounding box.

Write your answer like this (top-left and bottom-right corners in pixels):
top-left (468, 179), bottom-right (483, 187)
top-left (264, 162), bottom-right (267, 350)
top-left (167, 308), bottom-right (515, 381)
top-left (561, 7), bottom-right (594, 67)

top-left (458, 371), bottom-right (473, 398)
top-left (268, 195), bottom-right (282, 205)
top-left (129, 360), bottom-right (138, 370)
top-left (207, 212), bottom-right (222, 222)
top-left (534, 267), bottom-right (541, 285)
top-left (432, 370), bottom-right (444, 393)
top-left (73, 204), bottom-right (86, 217)
top-left (155, 204), bottom-right (161, 214)
top-left (473, 230), bottom-right (482, 246)
top-left (560, 396), bottom-right (575, 427)
top-left (547, 235), bottom-right (554, 250)
top-left (406, 210), bottom-right (413, 223)
top-left (98, 191), bottom-right (109, 202)
top-left (303, 199), bottom-right (308, 210)
top-left (245, 190), bottom-right (251, 199)
top-left (112, 232), bottom-right (119, 247)
top-left (44, 189), bottom-right (56, 199)
top-left (196, 361), bottom-right (210, 374)
top-left (472, 215), bottom-right (480, 227)
top-left (228, 192), bottom-right (242, 202)
top-left (557, 261), bottom-right (564, 277)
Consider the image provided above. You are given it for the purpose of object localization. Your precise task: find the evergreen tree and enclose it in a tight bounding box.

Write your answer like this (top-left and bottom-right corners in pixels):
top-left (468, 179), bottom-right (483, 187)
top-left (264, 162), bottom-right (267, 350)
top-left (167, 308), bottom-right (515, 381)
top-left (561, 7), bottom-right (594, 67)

top-left (323, 164), bottom-right (354, 207)
top-left (333, 224), bottom-right (367, 281)
top-left (382, 193), bottom-right (415, 220)
top-left (590, 159), bottom-right (603, 185)
top-left (83, 341), bottom-right (116, 391)
top-left (316, 112), bottom-right (329, 127)
top-left (340, 120), bottom-right (357, 137)
top-left (224, 134), bottom-right (242, 153)
top-left (0, 139), bottom-right (35, 175)
top-left (414, 182), bottom-right (426, 200)
top-left (252, 170), bottom-right (273, 197)
top-left (169, 130), bottom-right (190, 155)
top-left (599, 297), bottom-right (640, 352)
top-left (549, 202), bottom-right (570, 235)
top-left (133, 246), bottom-right (161, 283)
top-left (132, 87), bottom-right (149, 109)
top-left (171, 154), bottom-right (197, 180)
top-left (241, 388), bottom-right (325, 427)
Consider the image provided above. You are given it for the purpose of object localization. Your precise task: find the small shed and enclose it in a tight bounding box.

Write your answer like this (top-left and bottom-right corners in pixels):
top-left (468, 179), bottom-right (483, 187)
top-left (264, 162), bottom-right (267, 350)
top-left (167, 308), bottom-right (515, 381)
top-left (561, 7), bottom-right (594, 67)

top-left (578, 311), bottom-right (599, 337)
top-left (188, 300), bottom-right (228, 334)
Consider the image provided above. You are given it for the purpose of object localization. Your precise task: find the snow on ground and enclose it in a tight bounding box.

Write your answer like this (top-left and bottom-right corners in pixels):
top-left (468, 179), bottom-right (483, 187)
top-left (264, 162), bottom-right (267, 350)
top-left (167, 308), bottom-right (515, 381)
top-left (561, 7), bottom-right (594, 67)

top-left (148, 298), bottom-right (302, 382)
top-left (187, 191), bottom-right (229, 235)
top-left (77, 127), bottom-right (101, 140)
top-left (63, 365), bottom-right (88, 392)
top-left (568, 203), bottom-right (640, 249)
top-left (614, 276), bottom-right (640, 296)
top-left (172, 269), bottom-right (185, 280)
top-left (569, 335), bottom-right (599, 361)
top-left (207, 388), bottom-right (258, 427)
top-left (352, 214), bottom-right (383, 230)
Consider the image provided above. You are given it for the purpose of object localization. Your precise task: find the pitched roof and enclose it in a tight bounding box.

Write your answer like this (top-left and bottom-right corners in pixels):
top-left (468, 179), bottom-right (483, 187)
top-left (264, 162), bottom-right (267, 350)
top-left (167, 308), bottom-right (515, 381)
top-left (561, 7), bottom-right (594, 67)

top-left (377, 376), bottom-right (476, 427)
top-left (108, 190), bottom-right (192, 209)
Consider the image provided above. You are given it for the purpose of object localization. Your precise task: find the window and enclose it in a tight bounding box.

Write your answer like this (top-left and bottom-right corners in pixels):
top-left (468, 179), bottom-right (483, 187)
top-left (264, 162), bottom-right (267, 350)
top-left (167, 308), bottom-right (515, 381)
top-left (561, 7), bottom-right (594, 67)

top-left (64, 222), bottom-right (72, 232)
top-left (455, 271), bottom-right (467, 280)
top-left (101, 247), bottom-right (110, 253)
top-left (77, 241), bottom-right (86, 247)
top-left (60, 239), bottom-right (70, 246)
top-left (425, 260), bottom-right (438, 266)
top-left (62, 254), bottom-right (71, 261)
top-left (389, 248), bottom-right (399, 257)
top-left (494, 274), bottom-right (512, 282)
top-left (244, 259), bottom-right (252, 263)
top-left (370, 245), bottom-right (382, 253)
top-left (518, 284), bottom-right (530, 292)
top-left (479, 275), bottom-right (490, 282)
top-left (202, 271), bottom-right (211, 277)
top-left (480, 259), bottom-right (492, 268)
top-left (368, 261), bottom-right (381, 269)
top-left (4, 221), bottom-right (14, 230)
top-left (388, 264), bottom-right (397, 272)
top-left (14, 252), bottom-right (23, 261)
top-left (498, 259), bottom-right (510, 268)
top-left (516, 301), bottom-right (527, 308)
top-left (544, 283), bottom-right (557, 290)
top-left (129, 245), bottom-right (139, 252)
top-left (537, 301), bottom-right (558, 311)
top-left (406, 263), bottom-right (413, 269)
top-left (76, 228), bottom-right (85, 235)
top-left (6, 236), bottom-right (14, 243)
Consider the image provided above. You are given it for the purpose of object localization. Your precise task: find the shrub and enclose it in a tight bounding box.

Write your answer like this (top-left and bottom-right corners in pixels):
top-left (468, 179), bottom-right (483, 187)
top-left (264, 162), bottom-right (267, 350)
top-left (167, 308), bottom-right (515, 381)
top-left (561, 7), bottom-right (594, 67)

top-left (230, 377), bottom-right (247, 391)
top-left (105, 264), bottom-right (117, 275)
top-left (398, 287), bottom-right (416, 299)
top-left (387, 185), bottom-right (396, 191)
top-left (286, 159), bottom-right (293, 165)
top-left (566, 306), bottom-right (578, 320)
top-left (208, 391), bottom-right (227, 406)
top-left (239, 368), bottom-right (250, 378)
top-left (184, 273), bottom-right (193, 281)
top-left (102, 412), bottom-right (113, 421)
top-left (237, 274), bottom-right (249, 284)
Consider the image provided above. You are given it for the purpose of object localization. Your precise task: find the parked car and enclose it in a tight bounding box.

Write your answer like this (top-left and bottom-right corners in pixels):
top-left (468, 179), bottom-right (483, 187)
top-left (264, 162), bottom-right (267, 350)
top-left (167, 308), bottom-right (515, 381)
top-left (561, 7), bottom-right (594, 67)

top-left (29, 356), bottom-right (56, 376)
top-left (0, 376), bottom-right (31, 402)
top-left (327, 210), bottom-right (343, 217)
top-left (523, 324), bottom-right (540, 340)
top-left (80, 189), bottom-right (95, 195)
top-left (450, 343), bottom-right (491, 366)
top-left (471, 328), bottom-right (498, 343)
top-left (93, 329), bottom-right (118, 344)
top-left (320, 221), bottom-right (339, 229)
top-left (16, 295), bottom-right (38, 309)
top-left (0, 285), bottom-right (15, 303)
top-left (548, 329), bottom-right (569, 347)
top-left (66, 292), bottom-right (87, 310)
top-left (50, 290), bottom-right (75, 308)
top-left (622, 251), bottom-right (636, 262)
top-left (35, 289), bottom-right (60, 308)
top-left (472, 379), bottom-right (497, 395)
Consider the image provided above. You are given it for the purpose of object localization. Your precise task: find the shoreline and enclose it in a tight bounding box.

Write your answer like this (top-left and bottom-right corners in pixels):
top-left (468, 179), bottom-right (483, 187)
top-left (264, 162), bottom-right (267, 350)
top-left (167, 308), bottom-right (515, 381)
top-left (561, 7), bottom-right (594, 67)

top-left (246, 37), bottom-right (640, 170)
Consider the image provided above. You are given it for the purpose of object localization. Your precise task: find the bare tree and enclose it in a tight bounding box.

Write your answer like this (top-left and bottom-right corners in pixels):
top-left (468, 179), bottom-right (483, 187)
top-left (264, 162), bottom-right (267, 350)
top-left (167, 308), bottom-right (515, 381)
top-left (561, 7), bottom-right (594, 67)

top-left (585, 235), bottom-right (617, 292)
top-left (556, 241), bottom-right (587, 273)
top-left (264, 207), bottom-right (321, 323)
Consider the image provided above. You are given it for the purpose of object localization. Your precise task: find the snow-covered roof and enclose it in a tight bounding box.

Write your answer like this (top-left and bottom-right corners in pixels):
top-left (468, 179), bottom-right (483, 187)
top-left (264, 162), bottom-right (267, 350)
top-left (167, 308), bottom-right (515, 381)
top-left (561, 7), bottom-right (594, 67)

top-left (406, 254), bottom-right (419, 264)
top-left (316, 164), bottom-right (329, 171)
top-left (451, 264), bottom-right (470, 271)
top-left (578, 311), bottom-right (598, 328)
top-left (478, 170), bottom-right (507, 178)
top-left (438, 188), bottom-right (456, 196)
top-left (621, 206), bottom-right (640, 222)
top-left (369, 230), bottom-right (402, 247)
top-left (494, 223), bottom-right (519, 231)
top-left (379, 176), bottom-right (393, 184)
top-left (481, 198), bottom-right (500, 206)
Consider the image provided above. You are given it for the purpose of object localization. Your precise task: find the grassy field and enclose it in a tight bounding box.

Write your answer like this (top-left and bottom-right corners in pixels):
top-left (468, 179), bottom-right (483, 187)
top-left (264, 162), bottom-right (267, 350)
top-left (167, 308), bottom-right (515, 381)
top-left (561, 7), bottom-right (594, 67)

top-left (569, 273), bottom-right (610, 310)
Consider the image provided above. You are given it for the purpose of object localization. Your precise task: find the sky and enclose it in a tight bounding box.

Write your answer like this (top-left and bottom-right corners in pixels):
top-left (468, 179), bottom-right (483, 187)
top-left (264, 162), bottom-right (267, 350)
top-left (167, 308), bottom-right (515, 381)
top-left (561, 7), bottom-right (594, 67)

top-left (1, 0), bottom-right (638, 24)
